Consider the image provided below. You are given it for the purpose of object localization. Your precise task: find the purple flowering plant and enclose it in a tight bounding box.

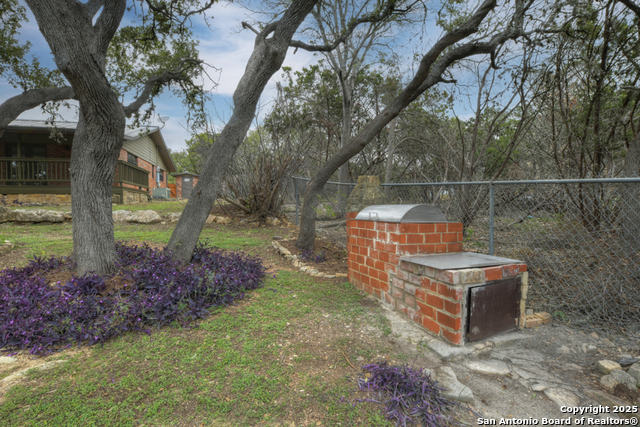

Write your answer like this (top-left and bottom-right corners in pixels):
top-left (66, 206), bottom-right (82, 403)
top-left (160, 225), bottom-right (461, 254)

top-left (356, 362), bottom-right (466, 427)
top-left (0, 242), bottom-right (265, 355)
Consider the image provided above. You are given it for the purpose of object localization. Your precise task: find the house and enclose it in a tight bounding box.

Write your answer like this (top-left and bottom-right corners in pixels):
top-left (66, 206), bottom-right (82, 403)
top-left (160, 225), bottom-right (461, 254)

top-left (0, 119), bottom-right (176, 204)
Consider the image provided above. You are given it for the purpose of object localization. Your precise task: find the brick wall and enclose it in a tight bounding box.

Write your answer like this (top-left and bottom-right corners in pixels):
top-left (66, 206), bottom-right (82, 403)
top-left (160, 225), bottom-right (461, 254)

top-left (346, 211), bottom-right (528, 346)
top-left (388, 259), bottom-right (527, 345)
top-left (346, 212), bottom-right (463, 300)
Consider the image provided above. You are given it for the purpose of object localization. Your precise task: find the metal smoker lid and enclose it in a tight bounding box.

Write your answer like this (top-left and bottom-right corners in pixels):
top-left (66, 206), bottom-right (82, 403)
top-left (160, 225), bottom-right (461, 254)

top-left (400, 253), bottom-right (524, 270)
top-left (355, 204), bottom-right (448, 223)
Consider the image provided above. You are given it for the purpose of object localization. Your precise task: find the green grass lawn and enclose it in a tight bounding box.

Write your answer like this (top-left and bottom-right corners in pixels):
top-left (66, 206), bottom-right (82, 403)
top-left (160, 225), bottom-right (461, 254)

top-left (0, 222), bottom-right (272, 265)
top-left (0, 221), bottom-right (411, 426)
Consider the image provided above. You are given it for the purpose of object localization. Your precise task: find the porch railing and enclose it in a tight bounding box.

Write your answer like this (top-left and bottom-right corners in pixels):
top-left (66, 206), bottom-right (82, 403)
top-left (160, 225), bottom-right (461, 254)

top-left (0, 157), bottom-right (71, 184)
top-left (0, 158), bottom-right (149, 191)
top-left (114, 161), bottom-right (150, 191)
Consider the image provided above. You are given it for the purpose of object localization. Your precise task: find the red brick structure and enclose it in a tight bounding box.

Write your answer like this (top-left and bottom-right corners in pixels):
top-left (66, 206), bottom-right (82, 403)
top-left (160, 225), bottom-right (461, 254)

top-left (347, 205), bottom-right (528, 346)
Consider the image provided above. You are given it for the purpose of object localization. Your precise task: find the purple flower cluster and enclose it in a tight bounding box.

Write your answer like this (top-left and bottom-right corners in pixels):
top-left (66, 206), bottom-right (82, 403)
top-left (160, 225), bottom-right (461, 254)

top-left (357, 362), bottom-right (462, 427)
top-left (0, 243), bottom-right (265, 355)
top-left (300, 249), bottom-right (326, 263)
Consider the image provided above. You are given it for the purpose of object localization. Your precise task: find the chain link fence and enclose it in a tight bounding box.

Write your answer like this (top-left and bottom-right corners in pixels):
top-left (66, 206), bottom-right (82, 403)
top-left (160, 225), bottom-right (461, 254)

top-left (291, 177), bottom-right (640, 341)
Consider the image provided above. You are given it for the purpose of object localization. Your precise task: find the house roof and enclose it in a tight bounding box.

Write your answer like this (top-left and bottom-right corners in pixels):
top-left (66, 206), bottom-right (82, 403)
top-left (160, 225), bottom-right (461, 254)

top-left (172, 172), bottom-right (199, 177)
top-left (5, 119), bottom-right (177, 173)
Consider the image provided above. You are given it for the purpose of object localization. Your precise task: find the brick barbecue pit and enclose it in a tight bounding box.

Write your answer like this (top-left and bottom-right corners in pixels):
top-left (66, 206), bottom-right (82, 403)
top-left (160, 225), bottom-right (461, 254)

top-left (346, 205), bottom-right (528, 346)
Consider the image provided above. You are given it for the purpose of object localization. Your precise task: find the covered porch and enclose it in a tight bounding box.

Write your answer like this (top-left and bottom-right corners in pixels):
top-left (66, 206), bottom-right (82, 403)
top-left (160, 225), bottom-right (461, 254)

top-left (0, 158), bottom-right (150, 204)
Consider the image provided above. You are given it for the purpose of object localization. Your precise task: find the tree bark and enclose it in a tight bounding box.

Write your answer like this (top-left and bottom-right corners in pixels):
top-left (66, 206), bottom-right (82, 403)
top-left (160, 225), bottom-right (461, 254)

top-left (336, 83), bottom-right (353, 217)
top-left (384, 117), bottom-right (398, 186)
top-left (26, 0), bottom-right (127, 274)
top-left (0, 87), bottom-right (76, 139)
top-left (167, 0), bottom-right (319, 263)
top-left (296, 0), bottom-right (528, 251)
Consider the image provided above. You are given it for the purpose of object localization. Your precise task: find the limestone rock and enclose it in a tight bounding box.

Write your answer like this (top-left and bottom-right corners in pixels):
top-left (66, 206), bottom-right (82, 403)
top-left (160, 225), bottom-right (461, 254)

top-left (12, 209), bottom-right (64, 223)
top-left (531, 383), bottom-right (550, 391)
top-left (216, 216), bottom-right (231, 224)
top-left (628, 363), bottom-right (640, 387)
top-left (488, 333), bottom-right (528, 348)
top-left (206, 215), bottom-right (218, 224)
top-left (0, 206), bottom-right (13, 223)
top-left (465, 360), bottom-right (510, 375)
top-left (167, 213), bottom-right (181, 223)
top-left (543, 388), bottom-right (580, 409)
top-left (585, 389), bottom-right (640, 422)
top-left (346, 175), bottom-right (389, 213)
top-left (428, 340), bottom-right (474, 361)
top-left (433, 366), bottom-right (474, 403)
top-left (0, 356), bottom-right (17, 364)
top-left (597, 360), bottom-right (622, 375)
top-left (1, 360), bottom-right (66, 384)
top-left (618, 358), bottom-right (639, 368)
top-left (64, 211), bottom-right (72, 220)
top-left (281, 204), bottom-right (296, 213)
top-left (601, 369), bottom-right (637, 393)
top-left (265, 217), bottom-right (280, 226)
top-left (130, 210), bottom-right (162, 224)
top-left (112, 210), bottom-right (133, 222)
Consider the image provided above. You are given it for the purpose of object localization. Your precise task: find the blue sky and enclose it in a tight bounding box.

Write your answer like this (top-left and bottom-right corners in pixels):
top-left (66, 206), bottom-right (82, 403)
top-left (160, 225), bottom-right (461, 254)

top-left (0, 2), bottom-right (318, 151)
top-left (1, 1), bottom-right (504, 152)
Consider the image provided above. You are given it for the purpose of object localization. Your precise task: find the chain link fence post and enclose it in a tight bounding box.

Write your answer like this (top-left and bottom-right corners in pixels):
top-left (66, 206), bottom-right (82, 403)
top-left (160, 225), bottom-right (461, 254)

top-left (489, 184), bottom-right (495, 256)
top-left (294, 178), bottom-right (299, 226)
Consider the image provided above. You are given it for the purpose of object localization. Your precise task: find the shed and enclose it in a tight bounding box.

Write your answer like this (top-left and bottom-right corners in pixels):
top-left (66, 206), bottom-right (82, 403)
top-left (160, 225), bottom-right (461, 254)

top-left (172, 172), bottom-right (199, 199)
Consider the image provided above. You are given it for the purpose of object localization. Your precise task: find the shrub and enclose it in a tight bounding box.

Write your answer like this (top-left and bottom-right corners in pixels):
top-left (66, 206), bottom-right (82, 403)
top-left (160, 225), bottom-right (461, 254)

top-left (0, 243), bottom-right (265, 355)
top-left (357, 362), bottom-right (463, 426)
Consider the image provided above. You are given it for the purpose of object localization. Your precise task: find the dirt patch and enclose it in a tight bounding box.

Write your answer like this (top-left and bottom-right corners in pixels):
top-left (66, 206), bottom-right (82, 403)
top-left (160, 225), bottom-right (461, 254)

top-left (278, 236), bottom-right (348, 276)
top-left (0, 247), bottom-right (28, 271)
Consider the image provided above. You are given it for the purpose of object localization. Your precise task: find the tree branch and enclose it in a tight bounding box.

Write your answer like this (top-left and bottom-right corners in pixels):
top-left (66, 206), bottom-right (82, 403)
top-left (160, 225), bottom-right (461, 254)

top-left (84, 0), bottom-right (104, 18)
top-left (0, 86), bottom-right (76, 138)
top-left (619, 0), bottom-right (640, 20)
top-left (288, 0), bottom-right (406, 52)
top-left (143, 0), bottom-right (218, 25)
top-left (122, 59), bottom-right (204, 117)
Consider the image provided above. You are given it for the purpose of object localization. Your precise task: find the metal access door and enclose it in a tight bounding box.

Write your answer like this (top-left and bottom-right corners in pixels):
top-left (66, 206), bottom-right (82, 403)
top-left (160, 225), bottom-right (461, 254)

top-left (182, 177), bottom-right (193, 199)
top-left (467, 277), bottom-right (521, 342)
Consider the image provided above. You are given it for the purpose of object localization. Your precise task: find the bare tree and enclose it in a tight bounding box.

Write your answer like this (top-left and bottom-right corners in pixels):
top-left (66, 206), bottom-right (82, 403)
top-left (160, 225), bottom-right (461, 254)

top-left (167, 0), bottom-right (411, 262)
top-left (296, 0), bottom-right (533, 251)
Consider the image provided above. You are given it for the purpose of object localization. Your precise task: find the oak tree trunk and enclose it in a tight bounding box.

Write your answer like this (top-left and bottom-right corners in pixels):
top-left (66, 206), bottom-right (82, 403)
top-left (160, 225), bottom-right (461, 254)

top-left (296, 0), bottom-right (527, 251)
top-left (26, 0), bottom-right (126, 274)
top-left (167, 0), bottom-right (318, 263)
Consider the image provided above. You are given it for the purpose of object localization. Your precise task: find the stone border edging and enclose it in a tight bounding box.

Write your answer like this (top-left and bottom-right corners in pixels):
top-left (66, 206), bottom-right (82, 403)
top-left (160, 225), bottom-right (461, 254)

top-left (271, 239), bottom-right (348, 280)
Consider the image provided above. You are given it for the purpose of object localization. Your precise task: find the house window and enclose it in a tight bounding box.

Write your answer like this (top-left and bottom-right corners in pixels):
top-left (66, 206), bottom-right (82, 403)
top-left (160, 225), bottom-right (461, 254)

top-left (157, 169), bottom-right (164, 183)
top-left (127, 152), bottom-right (137, 165)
